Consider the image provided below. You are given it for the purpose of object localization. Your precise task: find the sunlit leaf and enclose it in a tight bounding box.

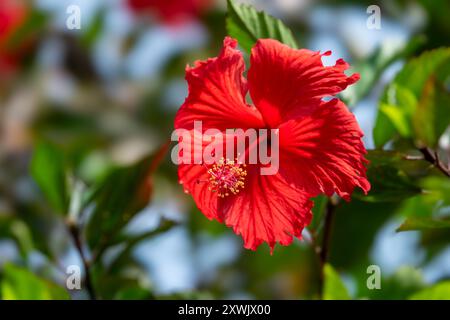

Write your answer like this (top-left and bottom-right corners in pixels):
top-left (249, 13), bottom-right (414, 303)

top-left (323, 264), bottom-right (350, 300)
top-left (373, 48), bottom-right (450, 148)
top-left (367, 266), bottom-right (425, 300)
top-left (373, 111), bottom-right (398, 148)
top-left (1, 264), bottom-right (69, 300)
top-left (226, 0), bottom-right (298, 53)
top-left (413, 76), bottom-right (450, 148)
top-left (409, 281), bottom-right (450, 300)
top-left (342, 36), bottom-right (425, 106)
top-left (395, 176), bottom-right (450, 220)
top-left (397, 216), bottom-right (450, 232)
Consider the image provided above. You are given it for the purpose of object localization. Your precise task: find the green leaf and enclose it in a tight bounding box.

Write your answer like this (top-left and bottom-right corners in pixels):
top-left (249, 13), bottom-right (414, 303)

top-left (373, 111), bottom-right (398, 148)
top-left (409, 281), bottom-right (450, 300)
top-left (330, 200), bottom-right (398, 271)
top-left (397, 216), bottom-right (450, 232)
top-left (0, 217), bottom-right (33, 259)
top-left (379, 85), bottom-right (418, 137)
top-left (323, 264), bottom-right (351, 300)
top-left (395, 176), bottom-right (450, 220)
top-left (1, 264), bottom-right (69, 300)
top-left (86, 144), bottom-right (169, 253)
top-left (342, 36), bottom-right (425, 106)
top-left (354, 150), bottom-right (425, 202)
top-left (106, 219), bottom-right (177, 274)
top-left (226, 0), bottom-right (298, 53)
top-left (309, 195), bottom-right (328, 232)
top-left (395, 48), bottom-right (450, 97)
top-left (373, 48), bottom-right (450, 148)
top-left (412, 76), bottom-right (450, 147)
top-left (81, 11), bottom-right (104, 48)
top-left (367, 266), bottom-right (425, 300)
top-left (6, 10), bottom-right (48, 50)
top-left (421, 176), bottom-right (450, 204)
top-left (30, 142), bottom-right (70, 214)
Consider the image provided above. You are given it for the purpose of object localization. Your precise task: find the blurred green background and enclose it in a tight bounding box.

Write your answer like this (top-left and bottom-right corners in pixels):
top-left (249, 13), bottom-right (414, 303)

top-left (0, 0), bottom-right (450, 300)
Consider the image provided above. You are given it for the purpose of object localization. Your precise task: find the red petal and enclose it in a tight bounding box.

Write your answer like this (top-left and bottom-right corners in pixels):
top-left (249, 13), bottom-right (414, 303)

top-left (219, 167), bottom-right (313, 252)
top-left (179, 164), bottom-right (219, 220)
top-left (177, 129), bottom-right (236, 220)
top-left (279, 99), bottom-right (370, 200)
top-left (175, 37), bottom-right (264, 132)
top-left (248, 39), bottom-right (359, 127)
top-left (127, 0), bottom-right (210, 22)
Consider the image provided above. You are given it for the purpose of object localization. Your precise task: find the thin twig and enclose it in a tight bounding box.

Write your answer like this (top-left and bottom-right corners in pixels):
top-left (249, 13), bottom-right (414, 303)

top-left (317, 199), bottom-right (337, 299)
top-left (67, 221), bottom-right (96, 300)
top-left (419, 147), bottom-right (450, 178)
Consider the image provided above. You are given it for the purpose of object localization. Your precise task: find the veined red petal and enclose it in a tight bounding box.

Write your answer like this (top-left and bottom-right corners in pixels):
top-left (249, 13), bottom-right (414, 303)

top-left (218, 167), bottom-right (313, 252)
top-left (279, 99), bottom-right (370, 200)
top-left (177, 129), bottom-right (238, 220)
top-left (179, 164), bottom-right (219, 220)
top-left (248, 39), bottom-right (359, 127)
top-left (175, 37), bottom-right (264, 132)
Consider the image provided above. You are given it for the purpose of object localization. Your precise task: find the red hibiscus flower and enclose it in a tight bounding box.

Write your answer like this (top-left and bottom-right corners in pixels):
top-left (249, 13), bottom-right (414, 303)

top-left (126, 0), bottom-right (211, 23)
top-left (0, 0), bottom-right (27, 76)
top-left (174, 37), bottom-right (370, 251)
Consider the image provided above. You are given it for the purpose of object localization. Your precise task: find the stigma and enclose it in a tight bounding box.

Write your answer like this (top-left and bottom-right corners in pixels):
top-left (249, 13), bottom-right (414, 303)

top-left (207, 157), bottom-right (247, 198)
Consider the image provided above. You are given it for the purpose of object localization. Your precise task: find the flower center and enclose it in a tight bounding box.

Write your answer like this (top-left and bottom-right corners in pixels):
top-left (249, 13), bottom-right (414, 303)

top-left (207, 158), bottom-right (247, 198)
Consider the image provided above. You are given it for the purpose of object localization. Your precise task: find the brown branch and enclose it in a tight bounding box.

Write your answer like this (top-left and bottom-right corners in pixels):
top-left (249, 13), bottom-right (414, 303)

top-left (67, 220), bottom-right (96, 300)
top-left (419, 147), bottom-right (450, 178)
top-left (317, 199), bottom-right (337, 299)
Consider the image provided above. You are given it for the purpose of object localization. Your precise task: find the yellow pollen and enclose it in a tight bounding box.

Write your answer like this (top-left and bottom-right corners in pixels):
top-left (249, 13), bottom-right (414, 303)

top-left (207, 157), bottom-right (247, 198)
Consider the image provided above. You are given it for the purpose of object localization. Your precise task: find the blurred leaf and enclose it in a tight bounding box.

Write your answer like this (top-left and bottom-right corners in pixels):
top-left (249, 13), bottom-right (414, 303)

top-left (379, 85), bottom-right (417, 137)
top-left (343, 36), bottom-right (425, 105)
top-left (309, 195), bottom-right (328, 231)
top-left (330, 200), bottom-right (398, 271)
top-left (409, 281), bottom-right (450, 300)
top-left (86, 143), bottom-right (169, 253)
top-left (395, 176), bottom-right (450, 219)
top-left (0, 217), bottom-right (33, 259)
top-left (239, 243), bottom-right (316, 299)
top-left (106, 219), bottom-right (177, 274)
top-left (412, 76), bottom-right (450, 148)
top-left (396, 176), bottom-right (450, 231)
top-left (81, 10), bottom-right (104, 48)
top-left (421, 176), bottom-right (450, 204)
top-left (354, 150), bottom-right (424, 202)
top-left (6, 10), bottom-right (48, 50)
top-left (323, 264), bottom-right (350, 300)
top-left (159, 291), bottom-right (215, 300)
top-left (226, 0), bottom-right (298, 53)
top-left (1, 264), bottom-right (69, 300)
top-left (418, 0), bottom-right (450, 48)
top-left (114, 286), bottom-right (154, 300)
top-left (94, 268), bottom-right (154, 300)
top-left (30, 142), bottom-right (70, 214)
top-left (373, 48), bottom-right (450, 148)
top-left (395, 48), bottom-right (450, 97)
top-left (373, 111), bottom-right (398, 148)
top-left (367, 266), bottom-right (425, 300)
top-left (397, 216), bottom-right (450, 232)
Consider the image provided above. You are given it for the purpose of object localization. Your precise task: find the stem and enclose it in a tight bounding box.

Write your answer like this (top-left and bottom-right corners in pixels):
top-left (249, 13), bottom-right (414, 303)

top-left (419, 147), bottom-right (450, 178)
top-left (67, 221), bottom-right (96, 300)
top-left (317, 199), bottom-right (337, 299)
